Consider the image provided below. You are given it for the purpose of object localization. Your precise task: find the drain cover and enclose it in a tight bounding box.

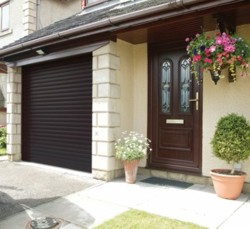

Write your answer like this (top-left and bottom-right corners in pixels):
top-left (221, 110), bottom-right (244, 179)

top-left (27, 217), bottom-right (62, 229)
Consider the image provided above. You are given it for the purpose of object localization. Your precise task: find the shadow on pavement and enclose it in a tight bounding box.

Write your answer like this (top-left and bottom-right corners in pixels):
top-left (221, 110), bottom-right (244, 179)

top-left (0, 191), bottom-right (59, 220)
top-left (0, 191), bottom-right (95, 228)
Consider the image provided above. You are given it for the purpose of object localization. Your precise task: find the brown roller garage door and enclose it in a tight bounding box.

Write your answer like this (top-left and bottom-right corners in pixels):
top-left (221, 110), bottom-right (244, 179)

top-left (22, 54), bottom-right (92, 172)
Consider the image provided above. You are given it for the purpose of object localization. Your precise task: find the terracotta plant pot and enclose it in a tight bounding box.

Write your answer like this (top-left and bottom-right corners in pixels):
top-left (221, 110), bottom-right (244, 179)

top-left (210, 169), bottom-right (247, 200)
top-left (123, 160), bottom-right (139, 184)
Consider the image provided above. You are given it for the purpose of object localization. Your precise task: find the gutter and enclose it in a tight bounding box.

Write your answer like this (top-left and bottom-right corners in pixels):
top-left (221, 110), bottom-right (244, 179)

top-left (0, 0), bottom-right (247, 57)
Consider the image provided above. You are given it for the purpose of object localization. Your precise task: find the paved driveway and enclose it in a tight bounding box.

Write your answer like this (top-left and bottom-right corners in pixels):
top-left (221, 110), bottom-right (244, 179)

top-left (0, 159), bottom-right (101, 221)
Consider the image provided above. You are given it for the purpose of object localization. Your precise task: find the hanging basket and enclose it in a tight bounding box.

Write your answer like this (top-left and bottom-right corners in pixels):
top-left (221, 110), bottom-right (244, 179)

top-left (209, 69), bottom-right (221, 85)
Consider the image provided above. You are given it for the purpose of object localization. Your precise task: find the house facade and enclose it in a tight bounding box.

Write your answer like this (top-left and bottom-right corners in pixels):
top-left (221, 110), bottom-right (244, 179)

top-left (0, 0), bottom-right (82, 125)
top-left (1, 0), bottom-right (250, 189)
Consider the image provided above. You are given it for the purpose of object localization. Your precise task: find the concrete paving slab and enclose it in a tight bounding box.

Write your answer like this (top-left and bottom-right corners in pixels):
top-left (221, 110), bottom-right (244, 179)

top-left (1, 162), bottom-right (250, 229)
top-left (78, 179), bottom-right (250, 229)
top-left (81, 178), bottom-right (168, 209)
top-left (62, 224), bottom-right (85, 229)
top-left (0, 187), bottom-right (129, 229)
top-left (219, 197), bottom-right (250, 229)
top-left (134, 183), bottom-right (249, 229)
top-left (0, 161), bottom-right (102, 221)
top-left (65, 193), bottom-right (129, 228)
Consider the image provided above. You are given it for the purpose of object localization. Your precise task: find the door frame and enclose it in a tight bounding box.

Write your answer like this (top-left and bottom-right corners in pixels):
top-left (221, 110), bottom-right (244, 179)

top-left (147, 41), bottom-right (203, 174)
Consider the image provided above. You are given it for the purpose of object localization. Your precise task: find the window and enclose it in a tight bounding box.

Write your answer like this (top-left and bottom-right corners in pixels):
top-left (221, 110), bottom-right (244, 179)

top-left (82, 0), bottom-right (106, 8)
top-left (87, 0), bottom-right (99, 3)
top-left (1, 2), bottom-right (9, 31)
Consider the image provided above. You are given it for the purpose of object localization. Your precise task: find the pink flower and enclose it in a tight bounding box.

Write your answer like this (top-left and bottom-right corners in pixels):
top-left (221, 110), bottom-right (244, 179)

top-left (237, 56), bottom-right (243, 61)
top-left (243, 63), bottom-right (249, 68)
top-left (241, 71), bottom-right (248, 77)
top-left (205, 52), bottom-right (211, 57)
top-left (224, 45), bottom-right (235, 53)
top-left (217, 57), bottom-right (223, 65)
top-left (216, 36), bottom-right (223, 45)
top-left (196, 33), bottom-right (200, 38)
top-left (193, 55), bottom-right (202, 62)
top-left (209, 46), bottom-right (216, 52)
top-left (185, 37), bottom-right (190, 42)
top-left (205, 58), bottom-right (213, 64)
top-left (232, 38), bottom-right (237, 44)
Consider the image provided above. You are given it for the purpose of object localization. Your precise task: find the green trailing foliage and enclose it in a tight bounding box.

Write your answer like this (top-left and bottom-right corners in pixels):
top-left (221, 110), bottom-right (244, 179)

top-left (0, 126), bottom-right (6, 148)
top-left (211, 113), bottom-right (250, 168)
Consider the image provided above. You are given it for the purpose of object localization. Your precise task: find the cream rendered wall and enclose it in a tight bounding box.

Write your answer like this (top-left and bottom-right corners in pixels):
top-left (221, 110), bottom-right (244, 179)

top-left (0, 0), bottom-right (24, 48)
top-left (133, 43), bottom-right (148, 166)
top-left (116, 39), bottom-right (148, 135)
top-left (0, 0), bottom-right (81, 48)
top-left (116, 40), bottom-right (134, 132)
top-left (116, 39), bottom-right (148, 167)
top-left (39, 0), bottom-right (81, 29)
top-left (202, 24), bottom-right (250, 182)
top-left (133, 43), bottom-right (148, 135)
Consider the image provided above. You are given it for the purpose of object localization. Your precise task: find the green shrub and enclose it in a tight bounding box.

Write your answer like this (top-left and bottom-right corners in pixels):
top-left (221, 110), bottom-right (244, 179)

top-left (211, 113), bottom-right (250, 168)
top-left (0, 127), bottom-right (6, 148)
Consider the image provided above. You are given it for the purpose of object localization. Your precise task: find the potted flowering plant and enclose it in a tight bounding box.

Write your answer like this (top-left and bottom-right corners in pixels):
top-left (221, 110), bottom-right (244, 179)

top-left (115, 131), bottom-right (151, 183)
top-left (186, 32), bottom-right (250, 84)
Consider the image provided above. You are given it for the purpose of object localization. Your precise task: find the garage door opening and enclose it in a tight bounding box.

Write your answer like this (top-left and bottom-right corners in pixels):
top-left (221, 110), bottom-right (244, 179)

top-left (22, 54), bottom-right (92, 172)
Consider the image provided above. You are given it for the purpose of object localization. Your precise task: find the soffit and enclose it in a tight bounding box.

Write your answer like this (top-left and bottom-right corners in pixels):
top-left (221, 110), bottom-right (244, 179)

top-left (116, 3), bottom-right (250, 45)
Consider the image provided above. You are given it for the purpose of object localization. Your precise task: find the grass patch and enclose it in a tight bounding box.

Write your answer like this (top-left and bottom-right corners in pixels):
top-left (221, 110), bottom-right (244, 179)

top-left (0, 147), bottom-right (6, 156)
top-left (94, 209), bottom-right (207, 229)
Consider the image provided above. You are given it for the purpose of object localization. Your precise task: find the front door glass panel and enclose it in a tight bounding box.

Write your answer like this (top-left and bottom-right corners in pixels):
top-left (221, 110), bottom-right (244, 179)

top-left (161, 60), bottom-right (172, 113)
top-left (180, 58), bottom-right (191, 113)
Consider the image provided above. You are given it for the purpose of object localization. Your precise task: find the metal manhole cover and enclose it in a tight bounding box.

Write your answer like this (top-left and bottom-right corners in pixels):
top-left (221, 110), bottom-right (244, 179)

top-left (26, 217), bottom-right (62, 229)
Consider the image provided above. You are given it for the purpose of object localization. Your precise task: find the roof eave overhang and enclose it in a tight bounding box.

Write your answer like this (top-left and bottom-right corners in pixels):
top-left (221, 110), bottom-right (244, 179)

top-left (1, 0), bottom-right (249, 61)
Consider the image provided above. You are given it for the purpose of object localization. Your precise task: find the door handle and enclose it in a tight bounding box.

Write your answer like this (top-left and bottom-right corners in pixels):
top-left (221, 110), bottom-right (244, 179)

top-left (189, 92), bottom-right (199, 110)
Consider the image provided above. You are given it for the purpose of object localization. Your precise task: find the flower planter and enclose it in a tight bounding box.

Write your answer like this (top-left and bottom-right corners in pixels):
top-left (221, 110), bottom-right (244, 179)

top-left (209, 69), bottom-right (221, 85)
top-left (186, 32), bottom-right (250, 84)
top-left (115, 131), bottom-right (151, 184)
top-left (210, 169), bottom-right (246, 200)
top-left (123, 160), bottom-right (139, 184)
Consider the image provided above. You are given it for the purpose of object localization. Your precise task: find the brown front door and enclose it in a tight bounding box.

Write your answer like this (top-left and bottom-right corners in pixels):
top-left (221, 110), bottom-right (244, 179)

top-left (148, 44), bottom-right (202, 174)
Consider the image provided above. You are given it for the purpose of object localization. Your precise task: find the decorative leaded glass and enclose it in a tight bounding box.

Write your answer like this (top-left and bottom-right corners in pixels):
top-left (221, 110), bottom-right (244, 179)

top-left (180, 58), bottom-right (190, 112)
top-left (161, 60), bottom-right (171, 113)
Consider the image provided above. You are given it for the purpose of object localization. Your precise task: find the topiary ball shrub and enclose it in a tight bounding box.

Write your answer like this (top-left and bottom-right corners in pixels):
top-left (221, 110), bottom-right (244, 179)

top-left (211, 113), bottom-right (250, 168)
